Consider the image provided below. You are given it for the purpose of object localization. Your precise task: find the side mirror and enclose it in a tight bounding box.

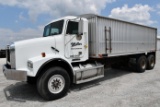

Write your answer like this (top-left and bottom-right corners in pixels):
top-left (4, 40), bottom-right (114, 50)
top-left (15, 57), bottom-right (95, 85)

top-left (78, 19), bottom-right (83, 35)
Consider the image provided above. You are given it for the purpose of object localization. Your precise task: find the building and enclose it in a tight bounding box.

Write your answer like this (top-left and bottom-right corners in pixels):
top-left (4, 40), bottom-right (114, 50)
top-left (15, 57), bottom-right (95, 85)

top-left (157, 36), bottom-right (160, 51)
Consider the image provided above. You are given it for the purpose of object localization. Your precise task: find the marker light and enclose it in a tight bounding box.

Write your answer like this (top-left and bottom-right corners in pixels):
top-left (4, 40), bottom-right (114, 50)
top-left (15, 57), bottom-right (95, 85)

top-left (41, 52), bottom-right (46, 57)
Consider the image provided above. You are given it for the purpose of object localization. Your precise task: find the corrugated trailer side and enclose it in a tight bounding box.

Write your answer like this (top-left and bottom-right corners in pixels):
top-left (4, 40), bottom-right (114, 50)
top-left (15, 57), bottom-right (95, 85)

top-left (82, 14), bottom-right (157, 58)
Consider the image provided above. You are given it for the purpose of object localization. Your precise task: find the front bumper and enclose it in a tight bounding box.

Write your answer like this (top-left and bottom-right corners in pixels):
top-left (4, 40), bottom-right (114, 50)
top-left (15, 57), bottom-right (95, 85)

top-left (3, 64), bottom-right (27, 81)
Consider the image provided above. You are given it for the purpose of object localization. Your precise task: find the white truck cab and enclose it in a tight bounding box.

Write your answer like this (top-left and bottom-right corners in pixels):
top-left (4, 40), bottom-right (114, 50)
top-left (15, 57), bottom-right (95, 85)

top-left (3, 14), bottom-right (156, 100)
top-left (3, 15), bottom-right (104, 100)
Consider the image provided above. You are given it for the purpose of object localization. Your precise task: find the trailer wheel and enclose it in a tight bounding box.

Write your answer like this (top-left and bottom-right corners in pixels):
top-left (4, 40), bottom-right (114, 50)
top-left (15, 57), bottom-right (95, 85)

top-left (37, 67), bottom-right (70, 100)
top-left (147, 55), bottom-right (155, 70)
top-left (136, 56), bottom-right (147, 73)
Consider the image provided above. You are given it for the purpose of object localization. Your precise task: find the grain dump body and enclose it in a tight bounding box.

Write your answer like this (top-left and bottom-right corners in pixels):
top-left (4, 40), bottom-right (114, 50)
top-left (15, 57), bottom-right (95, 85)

top-left (81, 14), bottom-right (157, 58)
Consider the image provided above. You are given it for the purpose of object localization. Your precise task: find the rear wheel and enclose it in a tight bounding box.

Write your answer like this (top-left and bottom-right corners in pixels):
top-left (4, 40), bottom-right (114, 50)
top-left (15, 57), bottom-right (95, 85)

top-left (37, 67), bottom-right (70, 100)
top-left (147, 55), bottom-right (155, 70)
top-left (136, 56), bottom-right (147, 73)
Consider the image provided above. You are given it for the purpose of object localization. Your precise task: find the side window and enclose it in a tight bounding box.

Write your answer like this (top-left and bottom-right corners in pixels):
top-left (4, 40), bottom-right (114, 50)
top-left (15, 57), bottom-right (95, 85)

top-left (66, 21), bottom-right (78, 34)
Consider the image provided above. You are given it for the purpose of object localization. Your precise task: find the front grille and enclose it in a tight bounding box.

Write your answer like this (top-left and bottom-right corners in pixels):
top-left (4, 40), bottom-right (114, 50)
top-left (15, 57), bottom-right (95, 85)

top-left (6, 44), bottom-right (16, 69)
top-left (6, 46), bottom-right (10, 62)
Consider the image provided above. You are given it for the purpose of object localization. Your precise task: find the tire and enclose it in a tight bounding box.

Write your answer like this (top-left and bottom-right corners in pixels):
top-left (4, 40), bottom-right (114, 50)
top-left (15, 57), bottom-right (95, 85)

top-left (27, 77), bottom-right (36, 84)
top-left (147, 55), bottom-right (155, 70)
top-left (37, 67), bottom-right (70, 100)
top-left (136, 56), bottom-right (147, 73)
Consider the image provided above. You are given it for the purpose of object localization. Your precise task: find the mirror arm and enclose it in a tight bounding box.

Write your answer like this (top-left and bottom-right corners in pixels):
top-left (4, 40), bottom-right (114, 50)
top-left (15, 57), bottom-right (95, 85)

top-left (79, 33), bottom-right (83, 35)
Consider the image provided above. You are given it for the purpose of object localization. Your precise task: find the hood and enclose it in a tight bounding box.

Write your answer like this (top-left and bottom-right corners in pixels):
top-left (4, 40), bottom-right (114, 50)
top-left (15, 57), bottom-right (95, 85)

top-left (14, 36), bottom-right (56, 69)
top-left (15, 37), bottom-right (55, 49)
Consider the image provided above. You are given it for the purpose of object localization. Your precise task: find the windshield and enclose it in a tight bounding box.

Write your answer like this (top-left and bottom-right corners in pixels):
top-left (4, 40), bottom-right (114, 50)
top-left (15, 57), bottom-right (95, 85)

top-left (43, 20), bottom-right (64, 37)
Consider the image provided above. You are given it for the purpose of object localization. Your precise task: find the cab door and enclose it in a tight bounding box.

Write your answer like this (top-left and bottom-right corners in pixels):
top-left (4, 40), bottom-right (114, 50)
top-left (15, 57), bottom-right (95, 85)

top-left (64, 20), bottom-right (85, 60)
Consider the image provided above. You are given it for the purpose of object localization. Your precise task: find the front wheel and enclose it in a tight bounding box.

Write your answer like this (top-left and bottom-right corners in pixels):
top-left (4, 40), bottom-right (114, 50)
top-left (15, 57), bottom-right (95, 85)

top-left (37, 67), bottom-right (70, 100)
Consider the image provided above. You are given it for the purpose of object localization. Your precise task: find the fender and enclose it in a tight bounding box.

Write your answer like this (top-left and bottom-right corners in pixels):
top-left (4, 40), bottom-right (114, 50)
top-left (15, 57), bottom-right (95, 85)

top-left (36, 58), bottom-right (75, 83)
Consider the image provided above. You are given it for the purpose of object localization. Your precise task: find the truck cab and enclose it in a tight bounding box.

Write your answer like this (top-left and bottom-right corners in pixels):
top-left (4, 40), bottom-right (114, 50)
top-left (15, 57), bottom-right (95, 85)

top-left (43, 16), bottom-right (89, 62)
top-left (3, 16), bottom-right (104, 100)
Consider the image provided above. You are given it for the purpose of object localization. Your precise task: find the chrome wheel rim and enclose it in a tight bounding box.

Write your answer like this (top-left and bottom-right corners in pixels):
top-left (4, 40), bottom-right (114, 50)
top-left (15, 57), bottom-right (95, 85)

top-left (48, 75), bottom-right (65, 94)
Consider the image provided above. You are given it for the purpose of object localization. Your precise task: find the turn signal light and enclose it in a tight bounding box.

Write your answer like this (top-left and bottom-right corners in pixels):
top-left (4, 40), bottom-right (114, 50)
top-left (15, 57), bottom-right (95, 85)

top-left (41, 52), bottom-right (46, 57)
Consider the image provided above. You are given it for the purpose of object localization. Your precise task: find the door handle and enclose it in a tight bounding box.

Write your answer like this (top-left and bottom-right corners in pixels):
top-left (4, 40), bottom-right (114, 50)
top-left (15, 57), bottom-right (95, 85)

top-left (51, 46), bottom-right (59, 53)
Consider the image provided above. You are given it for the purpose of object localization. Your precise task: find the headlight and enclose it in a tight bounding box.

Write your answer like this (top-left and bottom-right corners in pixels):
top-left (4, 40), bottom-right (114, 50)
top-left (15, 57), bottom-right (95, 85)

top-left (27, 61), bottom-right (33, 68)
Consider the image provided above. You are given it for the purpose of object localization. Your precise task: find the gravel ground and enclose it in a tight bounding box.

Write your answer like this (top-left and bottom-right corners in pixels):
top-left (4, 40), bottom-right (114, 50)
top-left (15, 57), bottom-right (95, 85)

top-left (0, 52), bottom-right (160, 107)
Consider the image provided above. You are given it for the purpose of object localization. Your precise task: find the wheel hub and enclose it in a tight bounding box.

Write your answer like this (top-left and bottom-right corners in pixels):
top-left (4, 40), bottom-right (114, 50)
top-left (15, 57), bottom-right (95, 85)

top-left (48, 75), bottom-right (65, 94)
top-left (52, 79), bottom-right (61, 89)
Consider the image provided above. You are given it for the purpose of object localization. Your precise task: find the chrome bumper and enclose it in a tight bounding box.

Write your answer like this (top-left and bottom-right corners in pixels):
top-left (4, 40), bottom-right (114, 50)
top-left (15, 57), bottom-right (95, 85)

top-left (3, 64), bottom-right (27, 81)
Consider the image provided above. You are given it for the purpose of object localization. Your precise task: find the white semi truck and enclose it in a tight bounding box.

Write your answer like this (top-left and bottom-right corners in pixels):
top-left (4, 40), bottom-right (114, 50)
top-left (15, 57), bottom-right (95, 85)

top-left (3, 14), bottom-right (157, 100)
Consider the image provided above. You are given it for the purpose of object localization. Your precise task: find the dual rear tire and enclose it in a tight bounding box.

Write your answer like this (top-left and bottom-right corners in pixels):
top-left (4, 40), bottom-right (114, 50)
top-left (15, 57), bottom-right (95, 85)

top-left (111, 54), bottom-right (155, 73)
top-left (147, 55), bottom-right (155, 70)
top-left (136, 55), bottom-right (155, 73)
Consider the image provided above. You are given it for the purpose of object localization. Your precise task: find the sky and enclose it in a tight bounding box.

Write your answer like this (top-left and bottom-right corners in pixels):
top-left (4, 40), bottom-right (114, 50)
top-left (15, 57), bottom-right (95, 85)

top-left (0, 0), bottom-right (160, 48)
